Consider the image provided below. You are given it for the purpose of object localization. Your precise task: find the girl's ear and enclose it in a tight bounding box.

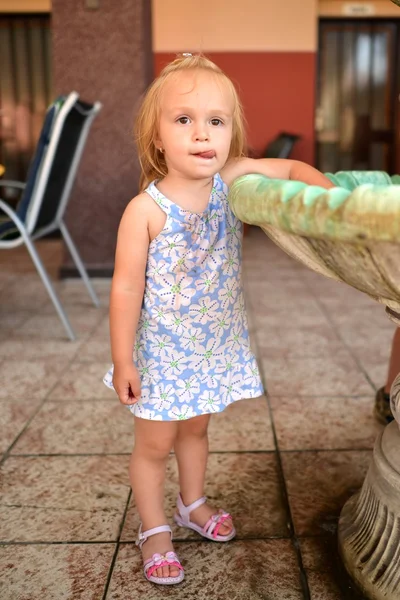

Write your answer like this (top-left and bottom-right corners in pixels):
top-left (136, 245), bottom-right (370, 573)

top-left (153, 133), bottom-right (162, 151)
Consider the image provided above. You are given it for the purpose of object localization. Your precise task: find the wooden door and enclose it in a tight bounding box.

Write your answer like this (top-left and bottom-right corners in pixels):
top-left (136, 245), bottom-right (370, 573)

top-left (316, 20), bottom-right (400, 174)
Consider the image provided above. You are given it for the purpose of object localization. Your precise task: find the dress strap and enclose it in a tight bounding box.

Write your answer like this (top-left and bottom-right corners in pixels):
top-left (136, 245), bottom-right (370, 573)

top-left (144, 180), bottom-right (173, 215)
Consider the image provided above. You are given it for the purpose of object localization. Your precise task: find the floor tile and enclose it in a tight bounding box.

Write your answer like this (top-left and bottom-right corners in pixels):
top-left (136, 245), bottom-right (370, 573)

top-left (13, 306), bottom-right (105, 340)
top-left (11, 401), bottom-right (134, 455)
top-left (270, 395), bottom-right (382, 450)
top-left (75, 338), bottom-right (112, 362)
top-left (351, 344), bottom-right (392, 390)
top-left (0, 399), bottom-right (42, 453)
top-left (0, 455), bottom-right (130, 542)
top-left (107, 540), bottom-right (303, 600)
top-left (256, 324), bottom-right (344, 358)
top-left (261, 352), bottom-right (373, 396)
top-left (87, 315), bottom-right (110, 340)
top-left (0, 360), bottom-right (67, 400)
top-left (249, 306), bottom-right (332, 329)
top-left (0, 543), bottom-right (114, 600)
top-left (281, 450), bottom-right (371, 536)
top-left (300, 537), bottom-right (366, 600)
top-left (208, 396), bottom-right (275, 452)
top-left (0, 309), bottom-right (32, 334)
top-left (121, 452), bottom-right (288, 541)
top-left (0, 277), bottom-right (51, 310)
top-left (335, 322), bottom-right (394, 350)
top-left (48, 362), bottom-right (115, 400)
top-left (0, 339), bottom-right (81, 362)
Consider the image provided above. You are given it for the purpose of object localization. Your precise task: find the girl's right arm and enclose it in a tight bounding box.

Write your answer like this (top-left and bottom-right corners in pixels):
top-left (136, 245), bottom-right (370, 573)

top-left (110, 193), bottom-right (150, 405)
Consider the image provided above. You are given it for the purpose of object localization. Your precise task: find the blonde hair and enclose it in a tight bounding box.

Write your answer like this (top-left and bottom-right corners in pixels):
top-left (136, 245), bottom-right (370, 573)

top-left (135, 54), bottom-right (246, 191)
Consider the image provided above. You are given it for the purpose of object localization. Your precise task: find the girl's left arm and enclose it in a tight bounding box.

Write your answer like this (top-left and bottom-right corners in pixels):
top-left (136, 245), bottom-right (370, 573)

top-left (221, 157), bottom-right (335, 189)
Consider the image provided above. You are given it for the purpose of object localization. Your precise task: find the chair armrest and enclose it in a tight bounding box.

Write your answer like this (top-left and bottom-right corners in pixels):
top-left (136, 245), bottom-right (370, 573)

top-left (0, 180), bottom-right (26, 190)
top-left (0, 199), bottom-right (19, 221)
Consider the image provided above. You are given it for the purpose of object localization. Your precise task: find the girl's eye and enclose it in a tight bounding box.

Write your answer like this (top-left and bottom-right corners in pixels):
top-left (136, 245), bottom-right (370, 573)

top-left (177, 116), bottom-right (190, 124)
top-left (210, 118), bottom-right (223, 126)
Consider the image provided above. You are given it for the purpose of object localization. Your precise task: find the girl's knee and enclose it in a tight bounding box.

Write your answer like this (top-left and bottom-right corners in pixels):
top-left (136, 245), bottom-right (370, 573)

top-left (177, 414), bottom-right (210, 438)
top-left (134, 418), bottom-right (177, 460)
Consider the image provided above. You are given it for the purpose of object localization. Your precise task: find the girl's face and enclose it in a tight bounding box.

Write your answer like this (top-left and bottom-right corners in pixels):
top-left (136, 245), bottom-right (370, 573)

top-left (156, 70), bottom-right (234, 181)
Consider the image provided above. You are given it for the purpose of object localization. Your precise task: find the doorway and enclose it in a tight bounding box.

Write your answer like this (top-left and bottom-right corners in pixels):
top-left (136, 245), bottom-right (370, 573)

top-left (316, 20), bottom-right (400, 174)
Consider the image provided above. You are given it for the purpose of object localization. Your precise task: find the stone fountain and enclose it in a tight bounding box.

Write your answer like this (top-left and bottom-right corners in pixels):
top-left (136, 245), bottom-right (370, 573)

top-left (229, 171), bottom-right (400, 599)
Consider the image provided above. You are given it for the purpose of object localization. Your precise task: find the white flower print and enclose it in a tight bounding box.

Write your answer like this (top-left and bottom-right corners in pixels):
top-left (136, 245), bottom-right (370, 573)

top-left (168, 404), bottom-right (196, 420)
top-left (197, 390), bottom-right (221, 413)
top-left (184, 213), bottom-right (207, 238)
top-left (201, 371), bottom-right (218, 389)
top-left (137, 357), bottom-right (160, 382)
top-left (138, 315), bottom-right (158, 340)
top-left (159, 273), bottom-right (196, 309)
top-left (151, 303), bottom-right (171, 324)
top-left (190, 297), bottom-right (219, 324)
top-left (176, 375), bottom-right (201, 403)
top-left (226, 211), bottom-right (242, 244)
top-left (198, 237), bottom-right (227, 268)
top-left (205, 208), bottom-right (221, 232)
top-left (172, 251), bottom-right (196, 274)
top-left (149, 383), bottom-right (176, 411)
top-left (160, 349), bottom-right (187, 379)
top-left (143, 285), bottom-right (156, 308)
top-left (181, 327), bottom-right (206, 351)
top-left (133, 405), bottom-right (163, 420)
top-left (189, 337), bottom-right (226, 372)
top-left (167, 311), bottom-right (192, 335)
top-left (222, 252), bottom-right (240, 276)
top-left (158, 233), bottom-right (187, 260)
top-left (209, 311), bottom-right (231, 338)
top-left (221, 372), bottom-right (244, 404)
top-left (195, 270), bottom-right (219, 294)
top-left (225, 322), bottom-right (245, 351)
top-left (233, 295), bottom-right (246, 320)
top-left (218, 279), bottom-right (238, 310)
top-left (149, 333), bottom-right (174, 358)
top-left (133, 339), bottom-right (143, 362)
top-left (147, 256), bottom-right (168, 278)
top-left (244, 361), bottom-right (260, 383)
top-left (214, 354), bottom-right (240, 375)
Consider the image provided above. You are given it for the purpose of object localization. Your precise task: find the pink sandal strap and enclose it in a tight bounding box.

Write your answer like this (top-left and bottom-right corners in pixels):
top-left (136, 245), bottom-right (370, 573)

top-left (204, 511), bottom-right (232, 539)
top-left (145, 552), bottom-right (183, 579)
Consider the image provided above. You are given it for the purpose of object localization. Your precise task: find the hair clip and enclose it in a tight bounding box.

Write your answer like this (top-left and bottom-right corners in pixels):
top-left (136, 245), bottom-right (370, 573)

top-left (182, 53), bottom-right (192, 57)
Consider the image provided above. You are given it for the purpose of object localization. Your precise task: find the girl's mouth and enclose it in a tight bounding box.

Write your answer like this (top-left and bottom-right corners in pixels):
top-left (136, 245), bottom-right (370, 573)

top-left (194, 151), bottom-right (216, 159)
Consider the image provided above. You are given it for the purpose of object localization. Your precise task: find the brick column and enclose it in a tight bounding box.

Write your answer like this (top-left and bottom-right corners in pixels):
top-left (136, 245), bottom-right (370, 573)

top-left (52, 0), bottom-right (152, 276)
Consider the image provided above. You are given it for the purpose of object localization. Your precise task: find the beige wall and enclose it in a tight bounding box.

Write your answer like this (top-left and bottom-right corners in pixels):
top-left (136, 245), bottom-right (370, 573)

top-left (319, 0), bottom-right (400, 17)
top-left (0, 0), bottom-right (50, 11)
top-left (152, 0), bottom-right (318, 52)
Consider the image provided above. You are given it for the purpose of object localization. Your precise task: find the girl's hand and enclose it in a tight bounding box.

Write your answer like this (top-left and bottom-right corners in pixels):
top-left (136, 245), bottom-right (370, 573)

top-left (112, 362), bottom-right (141, 405)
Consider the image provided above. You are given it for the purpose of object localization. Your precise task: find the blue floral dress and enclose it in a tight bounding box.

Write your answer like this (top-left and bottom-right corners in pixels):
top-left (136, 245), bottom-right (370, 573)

top-left (103, 173), bottom-right (264, 420)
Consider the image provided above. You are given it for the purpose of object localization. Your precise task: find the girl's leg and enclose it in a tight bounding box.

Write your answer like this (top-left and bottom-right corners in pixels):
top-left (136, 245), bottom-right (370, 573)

top-left (173, 414), bottom-right (232, 535)
top-left (130, 416), bottom-right (178, 578)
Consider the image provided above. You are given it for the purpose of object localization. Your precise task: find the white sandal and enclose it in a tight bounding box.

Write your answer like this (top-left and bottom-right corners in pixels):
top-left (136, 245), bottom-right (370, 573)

top-left (136, 523), bottom-right (184, 585)
top-left (174, 493), bottom-right (236, 542)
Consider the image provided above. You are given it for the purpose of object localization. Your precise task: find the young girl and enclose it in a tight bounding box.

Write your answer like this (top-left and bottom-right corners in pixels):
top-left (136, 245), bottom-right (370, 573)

top-left (104, 54), bottom-right (334, 585)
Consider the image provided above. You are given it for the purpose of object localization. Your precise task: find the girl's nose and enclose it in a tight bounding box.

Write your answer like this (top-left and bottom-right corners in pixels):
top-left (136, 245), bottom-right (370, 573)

top-left (193, 125), bottom-right (209, 142)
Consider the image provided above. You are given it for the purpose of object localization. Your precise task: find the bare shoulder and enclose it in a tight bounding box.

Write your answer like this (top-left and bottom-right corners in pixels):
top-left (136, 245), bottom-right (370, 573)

top-left (123, 191), bottom-right (152, 217)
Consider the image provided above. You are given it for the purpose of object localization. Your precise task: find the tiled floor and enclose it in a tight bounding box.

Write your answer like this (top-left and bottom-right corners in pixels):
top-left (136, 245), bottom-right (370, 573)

top-left (0, 228), bottom-right (391, 599)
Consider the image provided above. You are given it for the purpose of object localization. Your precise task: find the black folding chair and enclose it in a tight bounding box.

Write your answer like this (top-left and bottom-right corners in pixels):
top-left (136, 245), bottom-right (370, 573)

top-left (0, 92), bottom-right (102, 340)
top-left (263, 132), bottom-right (300, 159)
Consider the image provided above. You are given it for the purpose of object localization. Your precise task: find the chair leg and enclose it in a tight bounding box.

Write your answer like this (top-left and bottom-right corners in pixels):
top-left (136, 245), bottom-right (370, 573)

top-left (59, 221), bottom-right (101, 308)
top-left (24, 234), bottom-right (76, 341)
